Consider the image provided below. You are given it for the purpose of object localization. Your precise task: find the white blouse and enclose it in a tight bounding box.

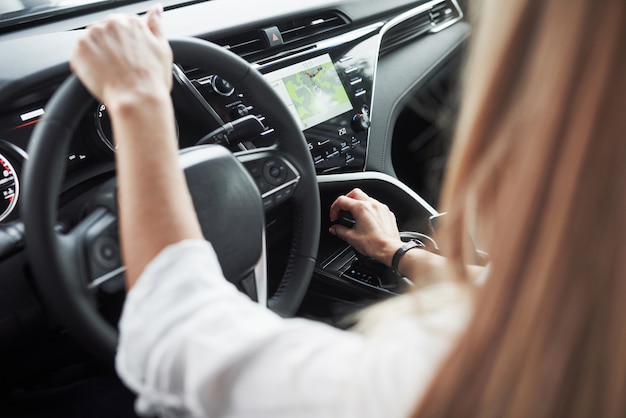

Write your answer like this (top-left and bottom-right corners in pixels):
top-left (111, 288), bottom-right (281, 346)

top-left (116, 240), bottom-right (470, 418)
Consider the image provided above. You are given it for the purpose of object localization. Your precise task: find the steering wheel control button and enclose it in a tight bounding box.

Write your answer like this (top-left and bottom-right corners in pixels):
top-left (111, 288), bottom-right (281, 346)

top-left (100, 273), bottom-right (125, 294)
top-left (273, 185), bottom-right (289, 204)
top-left (262, 195), bottom-right (275, 210)
top-left (263, 158), bottom-right (287, 186)
top-left (92, 236), bottom-right (121, 270)
top-left (246, 161), bottom-right (262, 177)
top-left (255, 177), bottom-right (270, 193)
top-left (284, 184), bottom-right (296, 196)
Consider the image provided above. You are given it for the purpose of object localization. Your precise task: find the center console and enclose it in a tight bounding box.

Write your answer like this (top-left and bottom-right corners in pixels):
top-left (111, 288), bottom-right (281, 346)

top-left (314, 172), bottom-right (439, 299)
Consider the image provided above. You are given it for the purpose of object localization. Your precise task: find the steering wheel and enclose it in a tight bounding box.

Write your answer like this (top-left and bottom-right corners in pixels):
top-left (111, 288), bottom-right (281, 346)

top-left (21, 38), bottom-right (321, 365)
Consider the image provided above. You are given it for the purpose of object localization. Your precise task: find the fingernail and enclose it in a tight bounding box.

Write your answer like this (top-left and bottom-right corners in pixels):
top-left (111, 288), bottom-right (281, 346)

top-left (328, 227), bottom-right (336, 236)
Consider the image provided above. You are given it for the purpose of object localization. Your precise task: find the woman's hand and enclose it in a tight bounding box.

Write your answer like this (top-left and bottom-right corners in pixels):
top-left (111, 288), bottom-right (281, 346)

top-left (329, 188), bottom-right (404, 267)
top-left (70, 5), bottom-right (172, 111)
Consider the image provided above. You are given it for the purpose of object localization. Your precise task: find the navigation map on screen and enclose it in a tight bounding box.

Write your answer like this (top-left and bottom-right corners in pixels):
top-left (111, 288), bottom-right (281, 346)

top-left (264, 54), bottom-right (353, 130)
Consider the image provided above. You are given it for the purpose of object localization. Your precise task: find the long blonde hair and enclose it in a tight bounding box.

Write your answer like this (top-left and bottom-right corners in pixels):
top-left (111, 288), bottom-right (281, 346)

top-left (414, 0), bottom-right (626, 416)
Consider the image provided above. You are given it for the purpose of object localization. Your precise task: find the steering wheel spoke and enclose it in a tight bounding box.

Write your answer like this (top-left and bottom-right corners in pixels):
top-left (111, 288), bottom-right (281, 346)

top-left (82, 209), bottom-right (124, 293)
top-left (65, 207), bottom-right (125, 294)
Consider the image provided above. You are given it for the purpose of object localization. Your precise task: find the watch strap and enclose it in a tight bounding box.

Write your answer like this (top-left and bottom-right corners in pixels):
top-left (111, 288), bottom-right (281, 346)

top-left (391, 240), bottom-right (421, 274)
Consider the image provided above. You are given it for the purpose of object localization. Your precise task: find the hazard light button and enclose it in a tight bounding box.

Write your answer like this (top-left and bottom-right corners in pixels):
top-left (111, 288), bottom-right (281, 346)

top-left (261, 26), bottom-right (284, 47)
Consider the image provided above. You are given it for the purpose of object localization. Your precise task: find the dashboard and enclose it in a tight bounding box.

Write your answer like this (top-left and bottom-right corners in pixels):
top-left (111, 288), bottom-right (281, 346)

top-left (0, 0), bottom-right (469, 398)
top-left (0, 0), bottom-right (467, 226)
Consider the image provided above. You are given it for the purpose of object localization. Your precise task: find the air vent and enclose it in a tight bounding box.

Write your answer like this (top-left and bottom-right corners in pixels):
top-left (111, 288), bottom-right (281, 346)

top-left (277, 12), bottom-right (349, 44)
top-left (380, 13), bottom-right (432, 55)
top-left (429, 1), bottom-right (461, 26)
top-left (211, 11), bottom-right (350, 61)
top-left (212, 29), bottom-right (265, 59)
top-left (380, 0), bottom-right (462, 56)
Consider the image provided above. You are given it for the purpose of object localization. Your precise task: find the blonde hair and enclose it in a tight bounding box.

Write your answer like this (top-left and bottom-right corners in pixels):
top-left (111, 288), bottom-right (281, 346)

top-left (414, 0), bottom-right (626, 416)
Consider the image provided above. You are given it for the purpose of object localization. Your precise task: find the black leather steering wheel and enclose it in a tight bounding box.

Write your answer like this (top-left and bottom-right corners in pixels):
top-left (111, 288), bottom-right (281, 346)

top-left (22, 37), bottom-right (320, 365)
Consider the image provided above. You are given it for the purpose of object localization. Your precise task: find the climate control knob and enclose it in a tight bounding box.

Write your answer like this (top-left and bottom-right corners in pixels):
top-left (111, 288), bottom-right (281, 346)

top-left (351, 113), bottom-right (371, 132)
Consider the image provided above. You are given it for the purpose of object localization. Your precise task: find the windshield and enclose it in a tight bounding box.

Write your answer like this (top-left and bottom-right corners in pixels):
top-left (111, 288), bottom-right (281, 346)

top-left (0, 0), bottom-right (120, 28)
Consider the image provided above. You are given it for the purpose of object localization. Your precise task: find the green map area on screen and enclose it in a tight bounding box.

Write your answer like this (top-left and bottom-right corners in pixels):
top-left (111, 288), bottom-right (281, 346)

top-left (282, 62), bottom-right (352, 129)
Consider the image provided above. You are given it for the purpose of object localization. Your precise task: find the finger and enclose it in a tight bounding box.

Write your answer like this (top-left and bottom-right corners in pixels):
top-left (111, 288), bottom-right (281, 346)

top-left (71, 30), bottom-right (104, 81)
top-left (146, 4), bottom-right (164, 38)
top-left (328, 224), bottom-right (356, 243)
top-left (329, 195), bottom-right (360, 221)
top-left (345, 188), bottom-right (370, 201)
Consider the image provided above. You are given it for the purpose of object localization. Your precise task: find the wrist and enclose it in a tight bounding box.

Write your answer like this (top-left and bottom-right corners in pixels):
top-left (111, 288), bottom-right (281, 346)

top-left (106, 90), bottom-right (178, 157)
top-left (375, 239), bottom-right (405, 267)
top-left (105, 85), bottom-right (171, 116)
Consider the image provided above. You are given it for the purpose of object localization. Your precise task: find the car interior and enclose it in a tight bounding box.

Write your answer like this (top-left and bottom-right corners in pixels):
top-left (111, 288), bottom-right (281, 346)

top-left (0, 0), bottom-right (469, 413)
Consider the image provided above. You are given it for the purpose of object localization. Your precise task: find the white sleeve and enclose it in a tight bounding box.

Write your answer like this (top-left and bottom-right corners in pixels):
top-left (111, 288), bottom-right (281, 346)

top-left (116, 240), bottom-right (463, 418)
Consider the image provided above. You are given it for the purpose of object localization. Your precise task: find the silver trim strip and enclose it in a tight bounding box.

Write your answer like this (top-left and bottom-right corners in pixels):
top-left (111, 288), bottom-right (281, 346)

top-left (366, 0), bottom-right (463, 173)
top-left (252, 23), bottom-right (384, 72)
top-left (89, 266), bottom-right (126, 290)
top-left (379, 0), bottom-right (464, 40)
top-left (254, 229), bottom-right (268, 307)
top-left (317, 171), bottom-right (439, 216)
top-left (261, 177), bottom-right (300, 199)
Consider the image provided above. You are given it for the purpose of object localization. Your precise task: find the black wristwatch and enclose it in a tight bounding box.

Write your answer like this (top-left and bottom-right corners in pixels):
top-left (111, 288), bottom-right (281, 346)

top-left (391, 240), bottom-right (422, 274)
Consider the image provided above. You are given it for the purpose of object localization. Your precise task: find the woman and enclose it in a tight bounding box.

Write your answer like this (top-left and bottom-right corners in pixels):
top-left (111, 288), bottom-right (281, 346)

top-left (70, 0), bottom-right (626, 416)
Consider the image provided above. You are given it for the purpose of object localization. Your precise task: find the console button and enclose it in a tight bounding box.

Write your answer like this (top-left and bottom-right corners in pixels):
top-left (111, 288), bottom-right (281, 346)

top-left (231, 104), bottom-right (249, 118)
top-left (313, 154), bottom-right (325, 165)
top-left (352, 113), bottom-right (371, 132)
top-left (261, 26), bottom-right (284, 47)
top-left (211, 76), bottom-right (235, 96)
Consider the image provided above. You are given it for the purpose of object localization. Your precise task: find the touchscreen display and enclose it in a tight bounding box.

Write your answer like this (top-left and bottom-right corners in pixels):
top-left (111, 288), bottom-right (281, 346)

top-left (263, 54), bottom-right (353, 130)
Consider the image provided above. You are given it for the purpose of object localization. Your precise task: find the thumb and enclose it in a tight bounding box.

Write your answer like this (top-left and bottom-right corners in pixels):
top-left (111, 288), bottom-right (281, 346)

top-left (329, 224), bottom-right (354, 244)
